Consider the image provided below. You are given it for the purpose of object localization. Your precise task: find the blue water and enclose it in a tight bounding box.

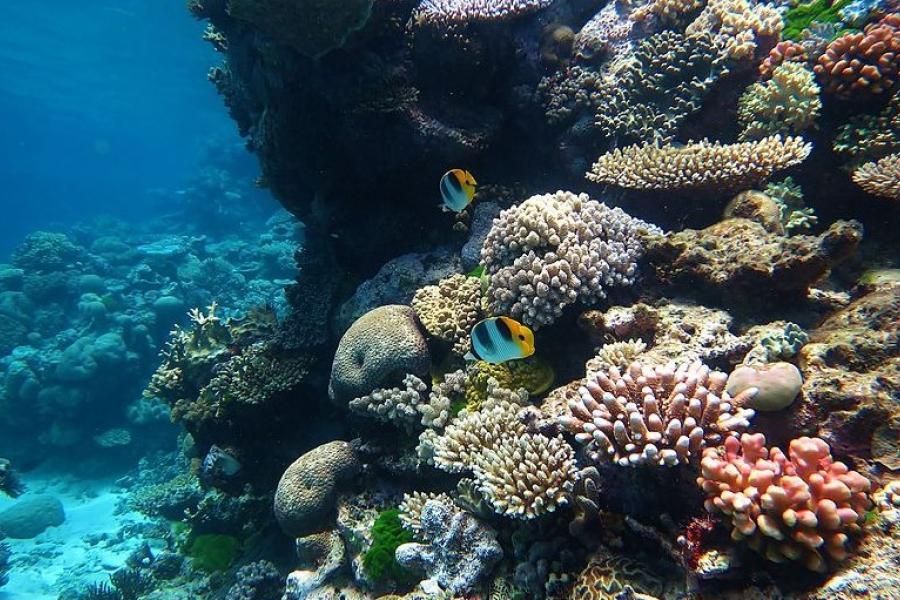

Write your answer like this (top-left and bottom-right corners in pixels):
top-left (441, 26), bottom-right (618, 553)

top-left (0, 0), bottom-right (261, 255)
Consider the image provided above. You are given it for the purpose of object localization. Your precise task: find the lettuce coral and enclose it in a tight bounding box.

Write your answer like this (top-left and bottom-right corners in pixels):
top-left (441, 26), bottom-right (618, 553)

top-left (738, 62), bottom-right (822, 140)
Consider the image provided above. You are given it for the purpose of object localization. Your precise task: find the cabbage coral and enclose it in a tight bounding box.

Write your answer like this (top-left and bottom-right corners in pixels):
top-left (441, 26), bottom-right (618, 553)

top-left (738, 62), bottom-right (821, 141)
top-left (559, 361), bottom-right (757, 467)
top-left (698, 433), bottom-right (872, 572)
top-left (587, 136), bottom-right (812, 191)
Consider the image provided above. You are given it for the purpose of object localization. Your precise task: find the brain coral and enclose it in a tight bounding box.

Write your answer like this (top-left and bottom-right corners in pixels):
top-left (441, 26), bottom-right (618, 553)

top-left (587, 136), bottom-right (812, 191)
top-left (814, 13), bottom-right (900, 97)
top-left (274, 440), bottom-right (360, 537)
top-left (480, 191), bottom-right (658, 328)
top-left (560, 361), bottom-right (756, 467)
top-left (852, 153), bottom-right (900, 200)
top-left (329, 305), bottom-right (431, 403)
top-left (226, 0), bottom-right (374, 58)
top-left (698, 433), bottom-right (872, 572)
top-left (411, 274), bottom-right (484, 355)
top-left (738, 62), bottom-right (821, 141)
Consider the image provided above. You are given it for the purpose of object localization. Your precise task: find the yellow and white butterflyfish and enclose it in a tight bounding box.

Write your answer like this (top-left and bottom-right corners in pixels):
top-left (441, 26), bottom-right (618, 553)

top-left (439, 168), bottom-right (477, 212)
top-left (468, 316), bottom-right (535, 364)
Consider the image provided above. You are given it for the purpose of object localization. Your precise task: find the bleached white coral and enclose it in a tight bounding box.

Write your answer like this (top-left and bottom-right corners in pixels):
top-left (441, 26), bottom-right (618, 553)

top-left (480, 191), bottom-right (658, 328)
top-left (560, 361), bottom-right (757, 467)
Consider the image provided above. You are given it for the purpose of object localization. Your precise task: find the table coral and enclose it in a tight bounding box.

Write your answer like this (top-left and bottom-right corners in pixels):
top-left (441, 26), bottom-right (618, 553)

top-left (685, 0), bottom-right (783, 61)
top-left (226, 0), bottom-right (374, 58)
top-left (411, 274), bottom-right (484, 355)
top-left (737, 62), bottom-right (822, 141)
top-left (411, 0), bottom-right (555, 29)
top-left (274, 440), bottom-right (361, 537)
top-left (587, 136), bottom-right (812, 191)
top-left (698, 433), bottom-right (872, 572)
top-left (329, 305), bottom-right (431, 403)
top-left (814, 13), bottom-right (900, 97)
top-left (480, 191), bottom-right (657, 329)
top-left (560, 361), bottom-right (757, 467)
top-left (852, 153), bottom-right (900, 200)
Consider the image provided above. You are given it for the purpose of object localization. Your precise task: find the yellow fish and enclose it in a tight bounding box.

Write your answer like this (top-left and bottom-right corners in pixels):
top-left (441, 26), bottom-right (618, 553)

top-left (440, 169), bottom-right (477, 212)
top-left (469, 316), bottom-right (535, 364)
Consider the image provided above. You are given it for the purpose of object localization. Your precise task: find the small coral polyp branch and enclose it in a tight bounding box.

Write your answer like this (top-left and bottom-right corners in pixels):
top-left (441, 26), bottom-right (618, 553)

top-left (698, 433), bottom-right (872, 572)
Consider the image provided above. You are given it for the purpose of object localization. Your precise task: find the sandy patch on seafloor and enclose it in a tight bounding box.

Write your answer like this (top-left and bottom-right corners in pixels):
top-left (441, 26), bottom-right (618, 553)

top-left (0, 471), bottom-right (150, 600)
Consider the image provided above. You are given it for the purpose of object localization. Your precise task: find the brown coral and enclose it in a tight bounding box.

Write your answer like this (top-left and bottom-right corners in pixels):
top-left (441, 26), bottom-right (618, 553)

top-left (814, 14), bottom-right (900, 97)
top-left (587, 136), bottom-right (811, 192)
top-left (852, 153), bottom-right (900, 200)
top-left (412, 274), bottom-right (484, 354)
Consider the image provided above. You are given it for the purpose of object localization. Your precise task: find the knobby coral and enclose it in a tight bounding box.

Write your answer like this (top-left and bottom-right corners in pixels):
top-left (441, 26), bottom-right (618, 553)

top-left (852, 153), bottom-right (900, 200)
top-left (560, 361), bottom-right (757, 467)
top-left (814, 13), bottom-right (900, 97)
top-left (412, 274), bottom-right (484, 355)
top-left (481, 191), bottom-right (657, 328)
top-left (698, 433), bottom-right (872, 572)
top-left (738, 62), bottom-right (822, 141)
top-left (587, 136), bottom-right (812, 191)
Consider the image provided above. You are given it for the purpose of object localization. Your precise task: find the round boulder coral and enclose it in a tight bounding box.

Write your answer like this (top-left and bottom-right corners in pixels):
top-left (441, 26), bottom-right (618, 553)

top-left (329, 305), bottom-right (431, 403)
top-left (274, 441), bottom-right (361, 537)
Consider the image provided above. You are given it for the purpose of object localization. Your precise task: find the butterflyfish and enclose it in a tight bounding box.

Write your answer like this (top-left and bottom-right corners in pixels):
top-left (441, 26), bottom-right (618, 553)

top-left (468, 316), bottom-right (535, 364)
top-left (440, 169), bottom-right (477, 212)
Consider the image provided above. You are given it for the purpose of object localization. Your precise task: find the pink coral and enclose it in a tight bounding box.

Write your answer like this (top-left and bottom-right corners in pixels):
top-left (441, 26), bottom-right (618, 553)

top-left (698, 433), bottom-right (872, 572)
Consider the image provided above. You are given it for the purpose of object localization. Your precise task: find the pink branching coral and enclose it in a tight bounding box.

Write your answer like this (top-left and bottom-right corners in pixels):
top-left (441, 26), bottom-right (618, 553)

top-left (559, 361), bottom-right (757, 467)
top-left (698, 433), bottom-right (872, 572)
top-left (760, 41), bottom-right (808, 80)
top-left (814, 13), bottom-right (900, 97)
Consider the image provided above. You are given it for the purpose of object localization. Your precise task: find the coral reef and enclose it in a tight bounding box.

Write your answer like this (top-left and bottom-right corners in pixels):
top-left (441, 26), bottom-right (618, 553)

top-left (737, 62), bottom-right (821, 141)
top-left (560, 361), bottom-right (756, 467)
top-left (274, 441), bottom-right (361, 537)
top-left (587, 136), bottom-right (812, 192)
top-left (698, 433), bottom-right (872, 571)
top-left (395, 498), bottom-right (503, 595)
top-left (329, 305), bottom-right (431, 402)
top-left (814, 13), bottom-right (900, 97)
top-left (852, 153), bottom-right (900, 200)
top-left (481, 191), bottom-right (657, 328)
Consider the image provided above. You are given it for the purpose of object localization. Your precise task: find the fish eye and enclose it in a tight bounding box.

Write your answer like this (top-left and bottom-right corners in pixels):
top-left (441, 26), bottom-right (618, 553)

top-left (518, 335), bottom-right (525, 340)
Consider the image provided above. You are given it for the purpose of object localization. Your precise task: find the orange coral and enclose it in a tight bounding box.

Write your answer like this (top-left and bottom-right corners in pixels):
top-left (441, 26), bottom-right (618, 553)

top-left (760, 41), bottom-right (808, 80)
top-left (814, 14), bottom-right (900, 97)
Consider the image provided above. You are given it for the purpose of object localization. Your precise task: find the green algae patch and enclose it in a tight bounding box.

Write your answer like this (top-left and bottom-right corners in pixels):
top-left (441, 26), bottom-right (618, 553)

top-left (783, 0), bottom-right (853, 40)
top-left (188, 533), bottom-right (240, 573)
top-left (362, 509), bottom-right (417, 585)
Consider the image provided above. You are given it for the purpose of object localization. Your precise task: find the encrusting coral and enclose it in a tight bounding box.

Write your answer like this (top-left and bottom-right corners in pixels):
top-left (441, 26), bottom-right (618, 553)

top-left (411, 274), bottom-right (484, 355)
top-left (737, 62), bottom-right (822, 141)
top-left (852, 153), bottom-right (900, 200)
top-left (698, 433), bottom-right (872, 572)
top-left (560, 361), bottom-right (757, 467)
top-left (480, 191), bottom-right (657, 328)
top-left (587, 136), bottom-right (812, 192)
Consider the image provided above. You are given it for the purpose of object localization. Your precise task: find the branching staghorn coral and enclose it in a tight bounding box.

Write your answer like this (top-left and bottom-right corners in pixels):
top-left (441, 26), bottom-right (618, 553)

top-left (480, 191), bottom-right (657, 328)
top-left (431, 383), bottom-right (577, 519)
top-left (559, 361), bottom-right (757, 467)
top-left (685, 0), bottom-right (783, 61)
top-left (698, 433), bottom-right (872, 572)
top-left (593, 31), bottom-right (729, 145)
top-left (412, 274), bottom-right (485, 355)
top-left (587, 136), bottom-right (812, 191)
top-left (738, 62), bottom-right (822, 141)
top-left (759, 40), bottom-right (809, 79)
top-left (852, 153), bottom-right (900, 200)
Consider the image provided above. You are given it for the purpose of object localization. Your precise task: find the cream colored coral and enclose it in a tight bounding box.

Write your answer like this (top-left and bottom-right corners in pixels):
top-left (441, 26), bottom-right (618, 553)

top-left (686, 0), bottom-right (782, 60)
top-left (586, 338), bottom-right (647, 376)
top-left (738, 62), bottom-right (821, 141)
top-left (852, 154), bottom-right (900, 200)
top-left (632, 0), bottom-right (703, 24)
top-left (399, 491), bottom-right (455, 533)
top-left (412, 274), bottom-right (484, 354)
top-left (587, 135), bottom-right (812, 191)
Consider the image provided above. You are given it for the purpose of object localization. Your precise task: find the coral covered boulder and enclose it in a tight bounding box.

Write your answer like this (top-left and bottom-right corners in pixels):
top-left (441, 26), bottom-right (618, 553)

top-left (0, 494), bottom-right (65, 539)
top-left (329, 305), bottom-right (431, 403)
top-left (644, 218), bottom-right (862, 301)
top-left (274, 441), bottom-right (361, 537)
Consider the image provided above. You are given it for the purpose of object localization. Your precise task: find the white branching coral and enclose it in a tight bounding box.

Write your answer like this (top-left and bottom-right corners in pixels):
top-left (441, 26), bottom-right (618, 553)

top-left (738, 62), bottom-right (821, 141)
top-left (559, 361), bottom-right (757, 467)
top-left (480, 190), bottom-right (658, 328)
top-left (586, 339), bottom-right (648, 376)
top-left (432, 383), bottom-right (576, 519)
top-left (399, 491), bottom-right (456, 533)
top-left (348, 374), bottom-right (428, 432)
top-left (422, 369), bottom-right (467, 430)
top-left (412, 0), bottom-right (554, 28)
